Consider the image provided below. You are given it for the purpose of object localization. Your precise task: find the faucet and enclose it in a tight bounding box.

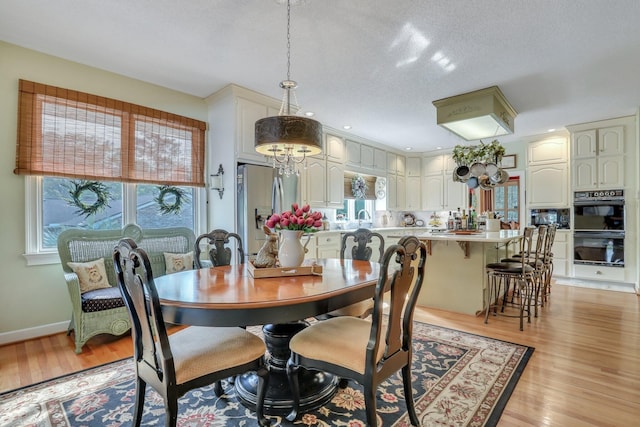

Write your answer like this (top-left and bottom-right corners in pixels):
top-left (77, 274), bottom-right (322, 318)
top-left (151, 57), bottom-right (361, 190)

top-left (357, 209), bottom-right (371, 227)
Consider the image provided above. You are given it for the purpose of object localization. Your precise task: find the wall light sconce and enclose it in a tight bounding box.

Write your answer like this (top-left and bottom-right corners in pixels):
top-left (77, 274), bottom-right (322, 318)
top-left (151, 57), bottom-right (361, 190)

top-left (210, 164), bottom-right (224, 199)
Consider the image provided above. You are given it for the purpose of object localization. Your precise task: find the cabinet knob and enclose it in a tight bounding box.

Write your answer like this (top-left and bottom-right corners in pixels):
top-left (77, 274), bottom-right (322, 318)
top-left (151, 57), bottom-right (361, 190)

top-left (596, 270), bottom-right (602, 275)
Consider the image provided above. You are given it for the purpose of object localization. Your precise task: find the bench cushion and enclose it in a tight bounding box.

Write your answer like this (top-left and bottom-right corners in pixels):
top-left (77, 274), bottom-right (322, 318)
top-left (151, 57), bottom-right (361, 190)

top-left (81, 287), bottom-right (126, 312)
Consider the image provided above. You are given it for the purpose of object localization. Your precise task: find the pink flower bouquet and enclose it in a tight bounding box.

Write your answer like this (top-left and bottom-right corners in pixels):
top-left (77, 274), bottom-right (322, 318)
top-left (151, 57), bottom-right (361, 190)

top-left (266, 203), bottom-right (322, 232)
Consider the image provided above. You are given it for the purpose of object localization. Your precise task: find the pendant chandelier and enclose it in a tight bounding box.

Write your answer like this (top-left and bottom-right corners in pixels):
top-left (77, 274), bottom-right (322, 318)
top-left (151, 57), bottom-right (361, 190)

top-left (255, 0), bottom-right (323, 176)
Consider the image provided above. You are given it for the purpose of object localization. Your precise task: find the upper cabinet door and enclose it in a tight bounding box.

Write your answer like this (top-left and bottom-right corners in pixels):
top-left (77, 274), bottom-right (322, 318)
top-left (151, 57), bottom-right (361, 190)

top-left (396, 155), bottom-right (406, 176)
top-left (528, 137), bottom-right (569, 165)
top-left (572, 130), bottom-right (597, 159)
top-left (325, 134), bottom-right (345, 163)
top-left (236, 97), bottom-right (272, 164)
top-left (422, 154), bottom-right (444, 175)
top-left (360, 144), bottom-right (375, 169)
top-left (406, 157), bottom-right (421, 177)
top-left (374, 148), bottom-right (386, 170)
top-left (598, 126), bottom-right (624, 156)
top-left (345, 140), bottom-right (361, 167)
top-left (387, 152), bottom-right (398, 174)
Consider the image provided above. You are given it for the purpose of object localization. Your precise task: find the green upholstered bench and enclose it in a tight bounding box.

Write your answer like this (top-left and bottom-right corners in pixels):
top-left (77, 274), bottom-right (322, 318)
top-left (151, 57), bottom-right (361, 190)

top-left (57, 224), bottom-right (195, 353)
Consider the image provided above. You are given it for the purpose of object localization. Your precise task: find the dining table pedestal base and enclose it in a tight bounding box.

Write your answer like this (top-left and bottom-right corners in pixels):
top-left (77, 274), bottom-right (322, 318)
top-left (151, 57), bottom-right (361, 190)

top-left (235, 322), bottom-right (339, 416)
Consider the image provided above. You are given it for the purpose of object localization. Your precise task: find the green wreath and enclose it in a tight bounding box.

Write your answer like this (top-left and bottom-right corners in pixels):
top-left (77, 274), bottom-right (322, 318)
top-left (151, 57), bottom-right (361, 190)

top-left (155, 185), bottom-right (188, 215)
top-left (352, 175), bottom-right (368, 199)
top-left (66, 180), bottom-right (111, 218)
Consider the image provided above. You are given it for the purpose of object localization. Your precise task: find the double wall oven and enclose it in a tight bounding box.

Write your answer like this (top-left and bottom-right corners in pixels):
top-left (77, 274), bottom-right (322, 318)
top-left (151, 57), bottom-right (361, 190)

top-left (573, 190), bottom-right (625, 267)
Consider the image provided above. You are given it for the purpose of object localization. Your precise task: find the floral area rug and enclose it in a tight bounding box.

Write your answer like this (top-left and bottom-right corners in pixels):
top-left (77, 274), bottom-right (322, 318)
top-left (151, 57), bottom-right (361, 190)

top-left (0, 322), bottom-right (533, 426)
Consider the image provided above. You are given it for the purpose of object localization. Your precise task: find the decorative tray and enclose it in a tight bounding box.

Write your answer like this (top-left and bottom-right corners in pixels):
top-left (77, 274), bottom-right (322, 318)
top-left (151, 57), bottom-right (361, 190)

top-left (247, 260), bottom-right (323, 278)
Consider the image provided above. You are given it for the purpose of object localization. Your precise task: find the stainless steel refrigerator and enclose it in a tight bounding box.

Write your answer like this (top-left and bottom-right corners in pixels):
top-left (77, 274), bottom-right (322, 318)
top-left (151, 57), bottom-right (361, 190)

top-left (237, 163), bottom-right (299, 259)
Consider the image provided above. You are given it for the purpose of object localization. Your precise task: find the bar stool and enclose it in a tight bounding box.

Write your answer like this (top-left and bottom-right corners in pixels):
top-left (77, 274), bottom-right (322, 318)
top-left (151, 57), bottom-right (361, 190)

top-left (540, 224), bottom-right (557, 304)
top-left (485, 227), bottom-right (537, 331)
top-left (502, 225), bottom-right (547, 317)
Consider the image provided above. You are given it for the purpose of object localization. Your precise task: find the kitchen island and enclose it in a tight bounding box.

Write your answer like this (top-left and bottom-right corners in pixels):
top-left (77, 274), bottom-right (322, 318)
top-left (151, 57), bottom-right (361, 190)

top-left (410, 230), bottom-right (522, 315)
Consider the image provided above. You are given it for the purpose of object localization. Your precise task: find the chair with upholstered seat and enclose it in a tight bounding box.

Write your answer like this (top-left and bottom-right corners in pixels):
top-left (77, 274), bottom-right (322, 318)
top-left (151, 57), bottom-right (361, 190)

top-left (194, 229), bottom-right (244, 268)
top-left (323, 228), bottom-right (384, 318)
top-left (113, 238), bottom-right (271, 427)
top-left (286, 236), bottom-right (426, 427)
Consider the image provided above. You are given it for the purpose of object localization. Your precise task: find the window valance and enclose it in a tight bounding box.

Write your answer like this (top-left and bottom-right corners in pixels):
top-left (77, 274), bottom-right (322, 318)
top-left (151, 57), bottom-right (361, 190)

top-left (14, 80), bottom-right (207, 187)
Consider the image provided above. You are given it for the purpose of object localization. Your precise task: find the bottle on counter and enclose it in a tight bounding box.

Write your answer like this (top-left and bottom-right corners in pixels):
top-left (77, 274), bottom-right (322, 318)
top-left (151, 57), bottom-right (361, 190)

top-left (461, 209), bottom-right (468, 230)
top-left (470, 208), bottom-right (477, 230)
top-left (455, 209), bottom-right (462, 230)
top-left (447, 211), bottom-right (454, 230)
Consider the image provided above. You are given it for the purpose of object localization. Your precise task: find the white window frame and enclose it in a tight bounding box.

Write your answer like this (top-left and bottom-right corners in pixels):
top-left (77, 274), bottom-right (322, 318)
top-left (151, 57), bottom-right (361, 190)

top-left (23, 176), bottom-right (207, 266)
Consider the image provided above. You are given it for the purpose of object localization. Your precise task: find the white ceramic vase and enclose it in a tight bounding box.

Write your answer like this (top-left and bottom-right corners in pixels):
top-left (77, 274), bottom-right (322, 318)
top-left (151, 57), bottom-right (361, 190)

top-left (278, 230), bottom-right (311, 268)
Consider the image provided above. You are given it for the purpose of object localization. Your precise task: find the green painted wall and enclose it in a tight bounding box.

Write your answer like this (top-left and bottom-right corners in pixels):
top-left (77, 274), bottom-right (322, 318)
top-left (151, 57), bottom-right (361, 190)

top-left (0, 41), bottom-right (207, 338)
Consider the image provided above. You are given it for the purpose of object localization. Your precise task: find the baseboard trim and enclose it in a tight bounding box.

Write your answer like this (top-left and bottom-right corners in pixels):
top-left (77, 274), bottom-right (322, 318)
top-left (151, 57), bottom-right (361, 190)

top-left (0, 321), bottom-right (68, 346)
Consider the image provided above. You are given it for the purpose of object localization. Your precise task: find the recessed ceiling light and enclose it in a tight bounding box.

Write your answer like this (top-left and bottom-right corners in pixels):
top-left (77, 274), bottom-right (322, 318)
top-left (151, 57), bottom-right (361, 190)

top-left (304, 111), bottom-right (315, 117)
top-left (548, 128), bottom-right (556, 132)
top-left (343, 125), bottom-right (352, 130)
top-left (436, 146), bottom-right (443, 150)
top-left (405, 147), bottom-right (412, 151)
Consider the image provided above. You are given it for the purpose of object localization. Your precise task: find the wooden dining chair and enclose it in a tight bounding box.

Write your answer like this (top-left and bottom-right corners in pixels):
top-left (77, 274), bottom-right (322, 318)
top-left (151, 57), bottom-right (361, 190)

top-left (113, 238), bottom-right (271, 427)
top-left (286, 236), bottom-right (426, 427)
top-left (194, 229), bottom-right (244, 268)
top-left (323, 228), bottom-right (385, 318)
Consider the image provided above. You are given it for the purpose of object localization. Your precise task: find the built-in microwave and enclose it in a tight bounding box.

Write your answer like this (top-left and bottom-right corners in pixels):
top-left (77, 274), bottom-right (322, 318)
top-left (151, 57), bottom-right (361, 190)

top-left (529, 208), bottom-right (570, 229)
top-left (573, 190), bottom-right (624, 232)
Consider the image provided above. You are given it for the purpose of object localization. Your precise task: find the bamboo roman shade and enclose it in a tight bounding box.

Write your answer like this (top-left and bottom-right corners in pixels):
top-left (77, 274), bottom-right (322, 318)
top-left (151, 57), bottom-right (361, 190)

top-left (14, 80), bottom-right (207, 187)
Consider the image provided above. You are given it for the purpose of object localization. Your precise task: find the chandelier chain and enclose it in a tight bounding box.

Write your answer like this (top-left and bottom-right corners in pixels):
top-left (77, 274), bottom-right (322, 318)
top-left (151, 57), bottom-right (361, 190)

top-left (286, 0), bottom-right (291, 82)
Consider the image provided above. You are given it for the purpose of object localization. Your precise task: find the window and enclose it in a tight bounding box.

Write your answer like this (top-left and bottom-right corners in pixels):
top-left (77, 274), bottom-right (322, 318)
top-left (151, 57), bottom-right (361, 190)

top-left (16, 80), bottom-right (207, 264)
top-left (336, 199), bottom-right (375, 223)
top-left (493, 178), bottom-right (520, 222)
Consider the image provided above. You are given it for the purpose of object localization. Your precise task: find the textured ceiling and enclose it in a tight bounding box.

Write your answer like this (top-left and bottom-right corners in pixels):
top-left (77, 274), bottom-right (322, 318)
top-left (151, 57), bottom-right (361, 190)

top-left (2, 0), bottom-right (640, 152)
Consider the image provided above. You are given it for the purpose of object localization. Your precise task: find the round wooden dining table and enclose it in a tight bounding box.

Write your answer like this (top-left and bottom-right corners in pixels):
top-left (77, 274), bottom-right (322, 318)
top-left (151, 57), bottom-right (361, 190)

top-left (153, 258), bottom-right (381, 416)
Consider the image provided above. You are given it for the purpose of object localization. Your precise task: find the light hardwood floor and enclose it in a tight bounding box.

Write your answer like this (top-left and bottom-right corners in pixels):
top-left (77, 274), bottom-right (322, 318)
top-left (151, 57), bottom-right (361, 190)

top-left (1, 282), bottom-right (639, 426)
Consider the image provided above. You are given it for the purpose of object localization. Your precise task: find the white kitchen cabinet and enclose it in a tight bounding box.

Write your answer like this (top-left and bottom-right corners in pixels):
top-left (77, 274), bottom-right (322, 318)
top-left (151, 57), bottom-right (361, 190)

top-left (573, 156), bottom-right (624, 190)
top-left (407, 157), bottom-right (421, 177)
top-left (572, 126), bottom-right (624, 159)
top-left (304, 157), bottom-right (326, 208)
top-left (315, 232), bottom-right (341, 259)
top-left (387, 152), bottom-right (397, 174)
top-left (397, 174), bottom-right (406, 209)
top-left (444, 179), bottom-right (467, 212)
top-left (550, 231), bottom-right (570, 277)
top-left (422, 154), bottom-right (444, 175)
top-left (421, 153), bottom-right (466, 211)
top-left (405, 176), bottom-right (421, 210)
top-left (571, 126), bottom-right (625, 190)
top-left (527, 163), bottom-right (568, 207)
top-left (385, 172), bottom-right (408, 211)
top-left (422, 174), bottom-right (444, 211)
top-left (236, 96), bottom-right (280, 164)
top-left (305, 158), bottom-right (344, 209)
top-left (527, 136), bottom-right (568, 165)
top-left (374, 148), bottom-right (386, 170)
top-left (386, 174), bottom-right (397, 209)
top-left (325, 134), bottom-right (345, 163)
top-left (326, 161), bottom-right (345, 208)
top-left (360, 144), bottom-right (375, 169)
top-left (345, 140), bottom-right (361, 167)
top-left (421, 173), bottom-right (466, 211)
top-left (396, 155), bottom-right (406, 176)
